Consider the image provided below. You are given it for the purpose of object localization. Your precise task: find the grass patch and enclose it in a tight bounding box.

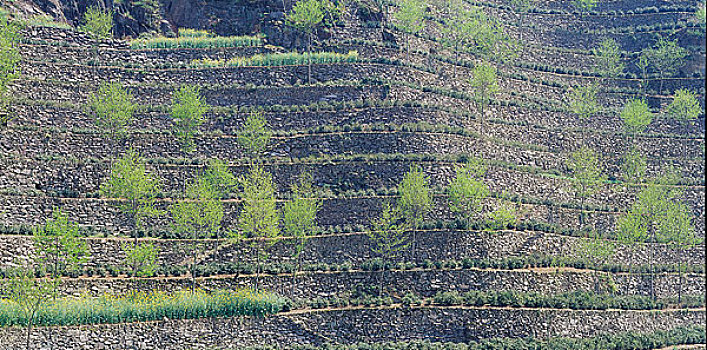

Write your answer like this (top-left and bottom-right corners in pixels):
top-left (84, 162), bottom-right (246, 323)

top-left (191, 51), bottom-right (359, 68)
top-left (0, 289), bottom-right (287, 326)
top-left (130, 33), bottom-right (262, 49)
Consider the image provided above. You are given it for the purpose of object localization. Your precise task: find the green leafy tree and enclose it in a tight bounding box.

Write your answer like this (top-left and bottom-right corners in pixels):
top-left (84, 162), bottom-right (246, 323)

top-left (122, 241), bottom-right (158, 277)
top-left (4, 265), bottom-right (57, 350)
top-left (448, 157), bottom-right (489, 229)
top-left (282, 171), bottom-right (321, 292)
top-left (572, 0), bottom-right (598, 18)
top-left (367, 201), bottom-right (409, 296)
top-left (486, 201), bottom-right (518, 231)
top-left (665, 89), bottom-right (702, 124)
top-left (641, 37), bottom-right (688, 94)
top-left (617, 172), bottom-right (697, 300)
top-left (100, 148), bottom-right (162, 239)
top-left (238, 165), bottom-right (280, 291)
top-left (621, 146), bottom-right (647, 185)
top-left (593, 38), bottom-right (624, 84)
top-left (286, 0), bottom-right (325, 84)
top-left (79, 5), bottom-right (113, 40)
top-left (620, 99), bottom-right (652, 145)
top-left (87, 81), bottom-right (136, 148)
top-left (33, 208), bottom-right (89, 279)
top-left (237, 111), bottom-right (272, 162)
top-left (470, 62), bottom-right (500, 136)
top-left (202, 158), bottom-right (237, 199)
top-left (566, 83), bottom-right (600, 144)
top-left (0, 17), bottom-right (22, 128)
top-left (171, 177), bottom-right (224, 292)
top-left (440, 3), bottom-right (486, 78)
top-left (662, 200), bottom-right (699, 304)
top-left (393, 0), bottom-right (425, 58)
top-left (692, 2), bottom-right (706, 34)
top-left (171, 85), bottom-right (208, 154)
top-left (567, 147), bottom-right (606, 228)
top-left (396, 165), bottom-right (432, 257)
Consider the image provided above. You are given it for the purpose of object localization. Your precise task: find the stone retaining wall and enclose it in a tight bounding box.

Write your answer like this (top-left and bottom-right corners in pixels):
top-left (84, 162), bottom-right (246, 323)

top-left (0, 308), bottom-right (702, 349)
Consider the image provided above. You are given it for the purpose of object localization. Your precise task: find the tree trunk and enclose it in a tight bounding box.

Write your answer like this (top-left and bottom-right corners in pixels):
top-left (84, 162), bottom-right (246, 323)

top-left (379, 258), bottom-right (385, 297)
top-left (255, 241), bottom-right (261, 292)
top-left (307, 33), bottom-right (312, 85)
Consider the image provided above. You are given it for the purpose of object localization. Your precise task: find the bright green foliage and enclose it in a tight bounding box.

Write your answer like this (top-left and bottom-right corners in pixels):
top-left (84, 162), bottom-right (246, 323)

top-left (286, 0), bottom-right (325, 84)
top-left (641, 37), bottom-right (688, 93)
top-left (367, 202), bottom-right (410, 295)
top-left (572, 0), bottom-right (598, 16)
top-left (486, 202), bottom-right (517, 231)
top-left (121, 241), bottom-right (158, 277)
top-left (238, 165), bottom-right (280, 290)
top-left (286, 0), bottom-right (325, 35)
top-left (172, 177), bottom-right (223, 291)
top-left (0, 289), bottom-right (286, 327)
top-left (79, 5), bottom-right (113, 40)
top-left (396, 165), bottom-right (432, 255)
top-left (620, 99), bottom-right (652, 137)
top-left (593, 38), bottom-right (624, 79)
top-left (171, 85), bottom-right (209, 153)
top-left (567, 147), bottom-right (606, 227)
top-left (470, 62), bottom-right (500, 134)
top-left (130, 34), bottom-right (262, 49)
top-left (237, 111), bottom-right (272, 160)
top-left (3, 265), bottom-right (57, 349)
top-left (621, 147), bottom-right (647, 184)
top-left (394, 0), bottom-right (425, 54)
top-left (100, 148), bottom-right (162, 232)
top-left (665, 89), bottom-right (702, 124)
top-left (0, 17), bottom-right (22, 127)
top-left (448, 157), bottom-right (489, 228)
top-left (695, 2), bottom-right (706, 30)
top-left (193, 51), bottom-right (359, 68)
top-left (396, 165), bottom-right (432, 232)
top-left (282, 171), bottom-right (321, 275)
top-left (33, 208), bottom-right (89, 278)
top-left (172, 178), bottom-right (223, 239)
top-left (88, 81), bottom-right (136, 141)
top-left (202, 159), bottom-right (237, 199)
top-left (566, 84), bottom-right (600, 120)
top-left (636, 52), bottom-right (650, 96)
top-left (617, 174), bottom-right (696, 245)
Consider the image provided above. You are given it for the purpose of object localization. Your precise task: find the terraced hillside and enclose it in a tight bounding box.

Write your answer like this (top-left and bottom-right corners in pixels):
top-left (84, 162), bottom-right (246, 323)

top-left (0, 0), bottom-right (705, 349)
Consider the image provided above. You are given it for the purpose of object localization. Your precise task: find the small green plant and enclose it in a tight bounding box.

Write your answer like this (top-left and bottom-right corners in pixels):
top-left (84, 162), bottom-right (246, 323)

top-left (238, 165), bottom-right (280, 291)
top-left (470, 62), bottom-right (500, 135)
top-left (567, 147), bottom-right (606, 228)
top-left (79, 5), bottom-right (113, 40)
top-left (122, 241), bottom-right (158, 277)
top-left (396, 165), bottom-right (432, 257)
top-left (448, 157), bottom-right (489, 229)
top-left (170, 85), bottom-right (209, 153)
top-left (367, 202), bottom-right (409, 296)
top-left (33, 208), bottom-right (90, 279)
top-left (620, 99), bottom-right (652, 144)
top-left (87, 81), bottom-right (136, 143)
top-left (100, 148), bottom-right (162, 237)
top-left (665, 89), bottom-right (702, 124)
top-left (237, 111), bottom-right (272, 162)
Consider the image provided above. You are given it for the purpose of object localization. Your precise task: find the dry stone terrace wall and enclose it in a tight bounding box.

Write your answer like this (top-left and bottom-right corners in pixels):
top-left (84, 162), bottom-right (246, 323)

top-left (1, 229), bottom-right (703, 269)
top-left (0, 308), bottom-right (703, 349)
top-left (19, 43), bottom-right (270, 68)
top-left (9, 90), bottom-right (706, 139)
top-left (3, 128), bottom-right (703, 182)
top-left (48, 268), bottom-right (707, 299)
top-left (0, 192), bottom-right (704, 240)
top-left (11, 80), bottom-right (387, 108)
top-left (1, 156), bottom-right (704, 216)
